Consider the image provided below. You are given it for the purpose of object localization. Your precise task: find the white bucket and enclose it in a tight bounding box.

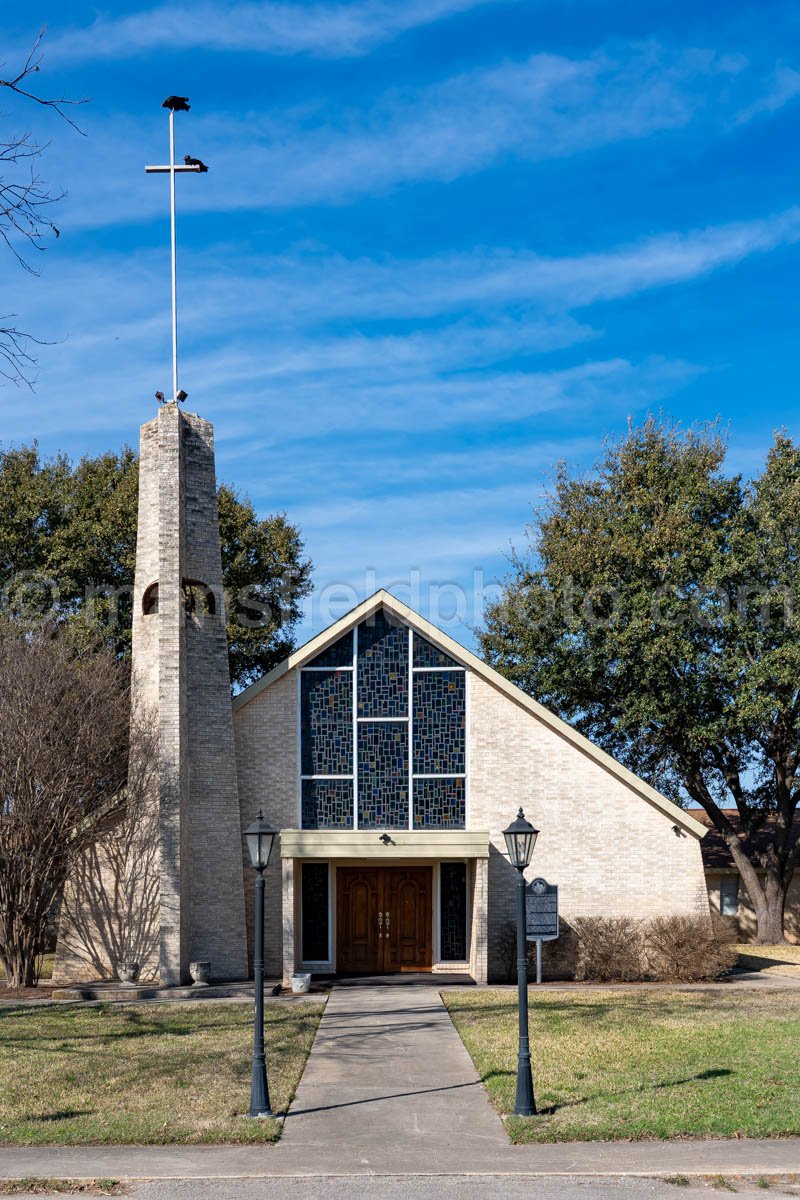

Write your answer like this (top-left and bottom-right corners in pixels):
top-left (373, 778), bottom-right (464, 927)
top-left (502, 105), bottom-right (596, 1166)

top-left (291, 972), bottom-right (311, 993)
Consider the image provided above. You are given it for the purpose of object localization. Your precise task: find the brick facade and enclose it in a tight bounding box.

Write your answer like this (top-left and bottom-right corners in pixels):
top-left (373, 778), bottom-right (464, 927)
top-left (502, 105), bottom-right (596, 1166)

top-left (232, 614), bottom-right (709, 985)
top-left (467, 673), bottom-right (709, 980)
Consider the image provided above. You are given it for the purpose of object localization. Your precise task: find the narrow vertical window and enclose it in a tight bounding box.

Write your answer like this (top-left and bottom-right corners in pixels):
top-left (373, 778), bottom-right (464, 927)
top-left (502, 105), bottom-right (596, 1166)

top-left (301, 862), bottom-right (330, 962)
top-left (720, 875), bottom-right (739, 917)
top-left (440, 862), bottom-right (467, 962)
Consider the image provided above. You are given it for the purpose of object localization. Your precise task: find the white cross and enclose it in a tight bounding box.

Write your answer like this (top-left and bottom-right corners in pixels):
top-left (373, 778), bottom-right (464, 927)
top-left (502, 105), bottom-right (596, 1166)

top-left (145, 96), bottom-right (207, 405)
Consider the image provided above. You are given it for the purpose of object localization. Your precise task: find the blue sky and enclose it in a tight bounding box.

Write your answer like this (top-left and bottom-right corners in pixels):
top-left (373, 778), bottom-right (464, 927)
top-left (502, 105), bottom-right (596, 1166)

top-left (2, 0), bottom-right (799, 647)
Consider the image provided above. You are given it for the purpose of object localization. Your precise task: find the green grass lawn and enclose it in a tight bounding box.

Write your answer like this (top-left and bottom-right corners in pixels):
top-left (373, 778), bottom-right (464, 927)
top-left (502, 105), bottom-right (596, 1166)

top-left (0, 1001), bottom-right (323, 1145)
top-left (443, 988), bottom-right (800, 1144)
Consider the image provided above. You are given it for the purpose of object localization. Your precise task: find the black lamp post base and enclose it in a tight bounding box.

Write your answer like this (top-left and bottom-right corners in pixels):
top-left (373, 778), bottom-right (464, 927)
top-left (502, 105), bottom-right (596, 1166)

top-left (515, 1054), bottom-right (536, 1116)
top-left (247, 1061), bottom-right (272, 1118)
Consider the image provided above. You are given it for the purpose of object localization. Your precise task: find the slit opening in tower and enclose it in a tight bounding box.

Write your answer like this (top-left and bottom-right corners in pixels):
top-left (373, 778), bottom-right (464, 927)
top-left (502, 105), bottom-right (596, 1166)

top-left (142, 582), bottom-right (159, 615)
top-left (182, 579), bottom-right (216, 616)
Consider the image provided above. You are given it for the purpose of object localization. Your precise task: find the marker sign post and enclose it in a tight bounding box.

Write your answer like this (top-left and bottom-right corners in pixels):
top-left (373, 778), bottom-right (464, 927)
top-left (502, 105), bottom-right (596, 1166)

top-left (525, 877), bottom-right (559, 984)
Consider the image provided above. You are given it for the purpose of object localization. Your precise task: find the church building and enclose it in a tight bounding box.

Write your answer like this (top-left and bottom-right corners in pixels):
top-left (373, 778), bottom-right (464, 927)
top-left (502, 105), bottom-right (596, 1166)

top-left (53, 403), bottom-right (709, 987)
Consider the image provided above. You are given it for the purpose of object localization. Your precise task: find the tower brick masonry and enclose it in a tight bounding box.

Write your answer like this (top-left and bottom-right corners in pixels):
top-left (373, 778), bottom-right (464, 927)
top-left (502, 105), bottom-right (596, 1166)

top-left (132, 403), bottom-right (247, 984)
top-left (54, 403), bottom-right (247, 985)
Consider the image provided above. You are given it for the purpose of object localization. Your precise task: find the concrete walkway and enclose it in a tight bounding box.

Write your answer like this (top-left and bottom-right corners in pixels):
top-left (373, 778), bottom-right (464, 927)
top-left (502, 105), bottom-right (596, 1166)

top-left (2, 979), bottom-right (800, 1181)
top-left (278, 979), bottom-right (508, 1165)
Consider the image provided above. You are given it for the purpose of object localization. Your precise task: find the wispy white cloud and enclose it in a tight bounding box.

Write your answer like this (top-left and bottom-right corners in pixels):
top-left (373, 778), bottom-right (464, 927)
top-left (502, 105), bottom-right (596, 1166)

top-left (43, 0), bottom-right (506, 63)
top-left (47, 44), bottom-right (751, 232)
top-left (161, 204), bottom-right (800, 328)
top-left (734, 65), bottom-right (800, 124)
top-left (7, 201), bottom-right (795, 446)
top-left (11, 200), bottom-right (786, 642)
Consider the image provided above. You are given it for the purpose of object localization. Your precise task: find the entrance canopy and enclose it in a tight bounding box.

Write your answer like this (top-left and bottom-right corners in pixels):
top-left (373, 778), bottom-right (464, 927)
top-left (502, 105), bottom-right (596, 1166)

top-left (280, 830), bottom-right (489, 858)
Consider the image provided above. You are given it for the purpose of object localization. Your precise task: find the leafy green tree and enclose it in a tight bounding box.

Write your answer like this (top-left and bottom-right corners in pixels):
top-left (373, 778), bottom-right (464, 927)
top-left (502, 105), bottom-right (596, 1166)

top-left (480, 419), bottom-right (800, 944)
top-left (0, 444), bottom-right (312, 688)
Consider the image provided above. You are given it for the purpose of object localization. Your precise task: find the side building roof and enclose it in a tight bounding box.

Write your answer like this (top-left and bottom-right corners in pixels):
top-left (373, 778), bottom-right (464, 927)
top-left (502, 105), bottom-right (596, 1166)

top-left (695, 809), bottom-right (800, 870)
top-left (233, 588), bottom-right (707, 840)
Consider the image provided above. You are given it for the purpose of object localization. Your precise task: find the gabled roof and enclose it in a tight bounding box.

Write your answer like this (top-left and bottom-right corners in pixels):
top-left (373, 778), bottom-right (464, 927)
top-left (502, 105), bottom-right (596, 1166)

top-left (695, 809), bottom-right (800, 870)
top-left (233, 589), bottom-right (707, 839)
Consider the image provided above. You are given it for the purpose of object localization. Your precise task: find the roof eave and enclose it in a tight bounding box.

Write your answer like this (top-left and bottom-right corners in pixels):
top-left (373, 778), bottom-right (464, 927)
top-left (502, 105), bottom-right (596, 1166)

top-left (232, 589), bottom-right (707, 840)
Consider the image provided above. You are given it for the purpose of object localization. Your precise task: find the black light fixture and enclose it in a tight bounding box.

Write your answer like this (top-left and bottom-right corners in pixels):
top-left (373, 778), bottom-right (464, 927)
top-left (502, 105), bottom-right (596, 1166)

top-left (243, 809), bottom-right (278, 1119)
top-left (502, 807), bottom-right (539, 1117)
top-left (503, 807), bottom-right (539, 871)
top-left (245, 809), bottom-right (277, 872)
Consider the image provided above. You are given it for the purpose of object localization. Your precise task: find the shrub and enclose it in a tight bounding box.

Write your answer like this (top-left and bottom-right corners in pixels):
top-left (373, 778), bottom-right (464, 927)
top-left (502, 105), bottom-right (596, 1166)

top-left (569, 914), bottom-right (736, 983)
top-left (572, 916), bottom-right (645, 982)
top-left (643, 914), bottom-right (737, 982)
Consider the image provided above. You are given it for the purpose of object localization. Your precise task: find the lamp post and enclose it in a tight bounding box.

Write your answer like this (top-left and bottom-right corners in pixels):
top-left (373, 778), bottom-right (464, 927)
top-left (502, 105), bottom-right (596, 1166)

top-left (243, 809), bottom-right (278, 1119)
top-left (503, 807), bottom-right (539, 1117)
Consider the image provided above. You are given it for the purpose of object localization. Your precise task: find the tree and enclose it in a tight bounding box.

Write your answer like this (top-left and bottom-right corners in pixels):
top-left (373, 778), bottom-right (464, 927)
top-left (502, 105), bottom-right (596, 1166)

top-left (1, 29), bottom-right (86, 386)
top-left (0, 625), bottom-right (133, 988)
top-left (218, 484), bottom-right (312, 688)
top-left (480, 418), bottom-right (800, 944)
top-left (0, 444), bottom-right (313, 688)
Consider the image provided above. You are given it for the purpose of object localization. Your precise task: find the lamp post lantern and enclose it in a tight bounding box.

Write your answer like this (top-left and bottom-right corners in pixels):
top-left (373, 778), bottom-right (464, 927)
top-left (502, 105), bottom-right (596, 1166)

top-left (243, 809), bottom-right (277, 1119)
top-left (503, 807), bottom-right (539, 1117)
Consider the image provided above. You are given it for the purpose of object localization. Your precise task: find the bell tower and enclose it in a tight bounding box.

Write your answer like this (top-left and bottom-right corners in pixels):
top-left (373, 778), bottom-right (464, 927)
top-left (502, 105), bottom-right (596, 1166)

top-left (130, 401), bottom-right (247, 985)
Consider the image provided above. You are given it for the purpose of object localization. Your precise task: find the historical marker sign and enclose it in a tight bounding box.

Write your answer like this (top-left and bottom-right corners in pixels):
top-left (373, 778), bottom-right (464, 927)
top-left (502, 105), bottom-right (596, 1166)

top-left (525, 877), bottom-right (559, 941)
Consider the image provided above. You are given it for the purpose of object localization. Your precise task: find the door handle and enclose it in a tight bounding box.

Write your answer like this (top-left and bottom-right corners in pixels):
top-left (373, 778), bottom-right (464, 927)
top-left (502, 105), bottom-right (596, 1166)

top-left (378, 910), bottom-right (383, 939)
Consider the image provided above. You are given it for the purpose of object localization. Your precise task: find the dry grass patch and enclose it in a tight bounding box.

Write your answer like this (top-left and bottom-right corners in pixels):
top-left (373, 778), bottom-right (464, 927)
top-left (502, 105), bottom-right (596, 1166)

top-left (443, 988), bottom-right (800, 1143)
top-left (736, 943), bottom-right (800, 978)
top-left (0, 1001), bottom-right (323, 1145)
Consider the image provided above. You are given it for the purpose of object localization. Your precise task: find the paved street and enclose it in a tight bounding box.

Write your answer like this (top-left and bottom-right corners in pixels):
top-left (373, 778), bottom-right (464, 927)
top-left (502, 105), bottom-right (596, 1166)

top-left (5, 1176), bottom-right (800, 1200)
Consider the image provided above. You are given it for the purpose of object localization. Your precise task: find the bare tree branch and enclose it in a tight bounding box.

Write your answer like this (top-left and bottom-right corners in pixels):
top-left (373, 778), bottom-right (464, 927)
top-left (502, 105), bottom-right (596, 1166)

top-left (0, 27), bottom-right (88, 134)
top-left (0, 624), bottom-right (140, 989)
top-left (0, 27), bottom-right (87, 386)
top-left (0, 317), bottom-right (56, 390)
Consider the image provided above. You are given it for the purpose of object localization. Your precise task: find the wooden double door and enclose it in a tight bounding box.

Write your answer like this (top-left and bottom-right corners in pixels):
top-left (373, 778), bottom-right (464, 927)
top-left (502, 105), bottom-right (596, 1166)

top-left (337, 866), bottom-right (432, 973)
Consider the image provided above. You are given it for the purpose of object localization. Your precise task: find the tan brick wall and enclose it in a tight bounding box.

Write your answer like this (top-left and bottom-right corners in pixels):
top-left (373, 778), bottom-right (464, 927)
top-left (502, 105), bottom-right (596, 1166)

top-left (232, 657), bottom-right (708, 983)
top-left (180, 414), bottom-right (248, 982)
top-left (234, 670), bottom-right (299, 977)
top-left (706, 871), bottom-right (800, 944)
top-left (468, 857), bottom-right (488, 983)
top-left (467, 673), bottom-right (709, 980)
top-left (53, 835), bottom-right (125, 983)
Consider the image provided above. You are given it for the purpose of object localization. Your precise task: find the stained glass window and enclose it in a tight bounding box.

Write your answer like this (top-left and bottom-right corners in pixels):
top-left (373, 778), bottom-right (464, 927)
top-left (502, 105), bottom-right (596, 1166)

top-left (300, 609), bottom-right (467, 831)
top-left (307, 631), bottom-right (354, 669)
top-left (440, 862), bottom-right (467, 961)
top-left (301, 779), bottom-right (354, 829)
top-left (413, 778), bottom-right (466, 829)
top-left (357, 609), bottom-right (408, 718)
top-left (301, 862), bottom-right (330, 961)
top-left (357, 721), bottom-right (409, 829)
top-left (413, 671), bottom-right (465, 775)
top-left (413, 633), bottom-right (460, 669)
top-left (301, 670), bottom-right (353, 775)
